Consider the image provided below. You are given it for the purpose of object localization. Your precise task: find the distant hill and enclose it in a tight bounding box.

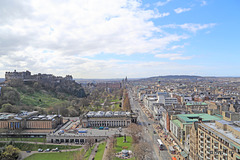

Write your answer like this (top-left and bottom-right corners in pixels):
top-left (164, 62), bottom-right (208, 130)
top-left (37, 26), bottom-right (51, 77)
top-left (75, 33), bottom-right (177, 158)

top-left (142, 75), bottom-right (202, 81)
top-left (151, 75), bottom-right (201, 79)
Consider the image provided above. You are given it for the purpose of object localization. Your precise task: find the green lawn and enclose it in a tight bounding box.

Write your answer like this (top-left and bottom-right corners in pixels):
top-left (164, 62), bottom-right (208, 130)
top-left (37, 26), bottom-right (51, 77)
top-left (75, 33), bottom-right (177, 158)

top-left (115, 136), bottom-right (132, 153)
top-left (114, 136), bottom-right (134, 160)
top-left (84, 144), bottom-right (95, 160)
top-left (94, 142), bottom-right (106, 160)
top-left (0, 137), bottom-right (45, 142)
top-left (25, 150), bottom-right (84, 160)
top-left (0, 143), bottom-right (81, 151)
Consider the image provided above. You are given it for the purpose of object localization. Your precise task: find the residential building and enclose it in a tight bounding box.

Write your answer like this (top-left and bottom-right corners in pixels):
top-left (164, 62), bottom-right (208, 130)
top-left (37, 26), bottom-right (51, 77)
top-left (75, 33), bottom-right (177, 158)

top-left (197, 120), bottom-right (240, 160)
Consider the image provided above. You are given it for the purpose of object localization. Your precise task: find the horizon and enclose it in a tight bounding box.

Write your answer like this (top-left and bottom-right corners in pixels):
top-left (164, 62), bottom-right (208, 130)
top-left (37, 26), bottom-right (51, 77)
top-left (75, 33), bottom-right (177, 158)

top-left (0, 0), bottom-right (239, 78)
top-left (1, 71), bottom-right (240, 80)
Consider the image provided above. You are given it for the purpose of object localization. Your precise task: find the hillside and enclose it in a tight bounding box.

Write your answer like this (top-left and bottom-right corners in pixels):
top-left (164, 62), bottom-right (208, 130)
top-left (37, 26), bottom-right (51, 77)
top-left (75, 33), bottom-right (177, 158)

top-left (19, 89), bottom-right (68, 108)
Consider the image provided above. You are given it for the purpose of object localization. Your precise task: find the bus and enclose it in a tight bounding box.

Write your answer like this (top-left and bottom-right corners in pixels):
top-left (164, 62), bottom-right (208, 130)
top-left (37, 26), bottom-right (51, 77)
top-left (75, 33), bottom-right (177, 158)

top-left (157, 139), bottom-right (164, 150)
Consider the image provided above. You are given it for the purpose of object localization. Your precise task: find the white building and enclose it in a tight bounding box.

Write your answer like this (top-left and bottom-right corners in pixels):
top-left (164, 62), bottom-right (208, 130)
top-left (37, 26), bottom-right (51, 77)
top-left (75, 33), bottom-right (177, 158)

top-left (153, 105), bottom-right (165, 121)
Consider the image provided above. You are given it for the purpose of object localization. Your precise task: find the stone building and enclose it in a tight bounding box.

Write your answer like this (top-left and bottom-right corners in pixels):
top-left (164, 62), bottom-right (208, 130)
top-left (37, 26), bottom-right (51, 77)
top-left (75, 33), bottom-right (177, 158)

top-left (80, 111), bottom-right (137, 128)
top-left (197, 120), bottom-right (240, 160)
top-left (0, 111), bottom-right (62, 130)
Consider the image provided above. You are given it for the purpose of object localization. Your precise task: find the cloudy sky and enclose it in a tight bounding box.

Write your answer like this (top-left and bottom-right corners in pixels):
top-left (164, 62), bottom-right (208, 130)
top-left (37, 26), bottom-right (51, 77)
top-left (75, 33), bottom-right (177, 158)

top-left (0, 0), bottom-right (240, 79)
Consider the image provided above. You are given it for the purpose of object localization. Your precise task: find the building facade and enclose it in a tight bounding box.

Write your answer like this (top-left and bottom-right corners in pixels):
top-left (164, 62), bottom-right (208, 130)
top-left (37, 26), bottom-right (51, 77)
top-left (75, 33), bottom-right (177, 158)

top-left (197, 120), bottom-right (240, 160)
top-left (81, 111), bottom-right (138, 128)
top-left (0, 112), bottom-right (62, 130)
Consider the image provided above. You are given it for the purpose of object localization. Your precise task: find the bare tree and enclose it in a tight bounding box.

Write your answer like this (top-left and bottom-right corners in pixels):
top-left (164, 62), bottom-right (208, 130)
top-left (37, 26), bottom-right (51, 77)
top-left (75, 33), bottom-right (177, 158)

top-left (105, 137), bottom-right (116, 160)
top-left (133, 142), bottom-right (152, 160)
top-left (123, 91), bottom-right (131, 111)
top-left (73, 150), bottom-right (84, 160)
top-left (126, 123), bottom-right (143, 144)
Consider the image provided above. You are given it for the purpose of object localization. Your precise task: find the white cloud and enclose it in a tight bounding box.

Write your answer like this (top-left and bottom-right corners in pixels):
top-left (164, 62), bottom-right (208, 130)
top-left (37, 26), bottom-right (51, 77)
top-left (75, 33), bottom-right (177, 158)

top-left (156, 0), bottom-right (171, 7)
top-left (201, 0), bottom-right (207, 6)
top-left (179, 23), bottom-right (216, 33)
top-left (160, 23), bottom-right (216, 33)
top-left (174, 8), bottom-right (191, 14)
top-left (169, 44), bottom-right (186, 50)
top-left (155, 53), bottom-right (192, 60)
top-left (0, 0), bottom-right (215, 78)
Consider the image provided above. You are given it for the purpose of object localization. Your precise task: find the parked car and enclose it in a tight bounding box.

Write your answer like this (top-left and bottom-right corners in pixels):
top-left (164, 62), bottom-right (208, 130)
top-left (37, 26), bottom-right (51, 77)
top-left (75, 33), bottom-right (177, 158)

top-left (26, 151), bottom-right (31, 153)
top-left (52, 148), bottom-right (59, 152)
top-left (104, 127), bottom-right (109, 130)
top-left (45, 149), bottom-right (51, 152)
top-left (38, 149), bottom-right (43, 152)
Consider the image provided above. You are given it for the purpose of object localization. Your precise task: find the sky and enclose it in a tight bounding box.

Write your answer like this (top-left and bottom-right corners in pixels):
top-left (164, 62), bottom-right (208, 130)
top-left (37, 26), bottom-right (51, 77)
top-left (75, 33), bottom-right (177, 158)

top-left (0, 0), bottom-right (240, 79)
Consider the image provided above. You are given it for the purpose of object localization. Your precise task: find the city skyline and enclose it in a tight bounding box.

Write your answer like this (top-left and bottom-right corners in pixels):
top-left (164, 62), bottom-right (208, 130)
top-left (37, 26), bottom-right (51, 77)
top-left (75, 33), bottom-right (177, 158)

top-left (0, 0), bottom-right (239, 78)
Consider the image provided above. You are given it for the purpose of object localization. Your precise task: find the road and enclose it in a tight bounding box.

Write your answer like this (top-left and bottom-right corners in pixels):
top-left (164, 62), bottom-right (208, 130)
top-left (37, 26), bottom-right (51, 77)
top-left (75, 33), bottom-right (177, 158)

top-left (128, 88), bottom-right (172, 160)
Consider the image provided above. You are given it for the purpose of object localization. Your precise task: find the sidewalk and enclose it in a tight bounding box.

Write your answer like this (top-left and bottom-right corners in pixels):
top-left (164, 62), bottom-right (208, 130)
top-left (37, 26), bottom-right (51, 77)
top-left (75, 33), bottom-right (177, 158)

top-left (153, 124), bottom-right (185, 160)
top-left (101, 138), bottom-right (110, 160)
top-left (88, 143), bottom-right (99, 160)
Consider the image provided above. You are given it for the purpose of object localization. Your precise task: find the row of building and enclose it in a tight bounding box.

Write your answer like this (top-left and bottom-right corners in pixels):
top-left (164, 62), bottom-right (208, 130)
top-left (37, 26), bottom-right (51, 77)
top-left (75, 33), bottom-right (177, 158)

top-left (0, 111), bottom-right (62, 130)
top-left (133, 81), bottom-right (240, 160)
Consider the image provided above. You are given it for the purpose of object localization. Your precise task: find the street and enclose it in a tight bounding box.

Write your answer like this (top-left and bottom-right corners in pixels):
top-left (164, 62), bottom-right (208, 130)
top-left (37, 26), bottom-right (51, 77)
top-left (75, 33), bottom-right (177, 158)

top-left (128, 89), bottom-right (172, 160)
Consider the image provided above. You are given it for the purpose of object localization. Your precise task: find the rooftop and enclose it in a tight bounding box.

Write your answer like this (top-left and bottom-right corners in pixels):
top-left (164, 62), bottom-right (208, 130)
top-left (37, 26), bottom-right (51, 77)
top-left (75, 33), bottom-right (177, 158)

top-left (186, 102), bottom-right (207, 106)
top-left (177, 113), bottom-right (222, 123)
top-left (86, 111), bottom-right (132, 118)
top-left (172, 119), bottom-right (181, 127)
top-left (202, 121), bottom-right (240, 146)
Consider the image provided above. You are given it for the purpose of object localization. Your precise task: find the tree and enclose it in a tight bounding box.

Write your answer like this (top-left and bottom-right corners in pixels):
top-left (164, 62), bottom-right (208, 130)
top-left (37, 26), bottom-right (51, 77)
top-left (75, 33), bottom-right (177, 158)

top-left (73, 150), bottom-right (84, 160)
top-left (133, 142), bottom-right (152, 160)
top-left (126, 124), bottom-right (143, 144)
top-left (105, 137), bottom-right (116, 160)
top-left (0, 87), bottom-right (20, 105)
top-left (0, 145), bottom-right (21, 160)
top-left (123, 92), bottom-right (131, 111)
top-left (0, 104), bottom-right (20, 113)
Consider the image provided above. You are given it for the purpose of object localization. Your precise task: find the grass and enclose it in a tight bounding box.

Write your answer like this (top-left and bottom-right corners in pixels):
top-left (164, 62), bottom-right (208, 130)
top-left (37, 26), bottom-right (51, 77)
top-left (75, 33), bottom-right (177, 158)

top-left (84, 144), bottom-right (95, 160)
top-left (19, 90), bottom-right (67, 107)
top-left (94, 142), bottom-right (106, 160)
top-left (0, 142), bottom-right (81, 151)
top-left (115, 136), bottom-right (132, 153)
top-left (25, 150), bottom-right (84, 160)
top-left (0, 137), bottom-right (45, 142)
top-left (110, 99), bottom-right (121, 102)
top-left (114, 136), bottom-right (134, 160)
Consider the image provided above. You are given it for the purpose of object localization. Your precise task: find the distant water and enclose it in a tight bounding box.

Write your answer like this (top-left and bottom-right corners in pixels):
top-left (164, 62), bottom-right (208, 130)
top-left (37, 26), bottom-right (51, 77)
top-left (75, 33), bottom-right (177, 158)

top-left (0, 78), bottom-right (5, 83)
